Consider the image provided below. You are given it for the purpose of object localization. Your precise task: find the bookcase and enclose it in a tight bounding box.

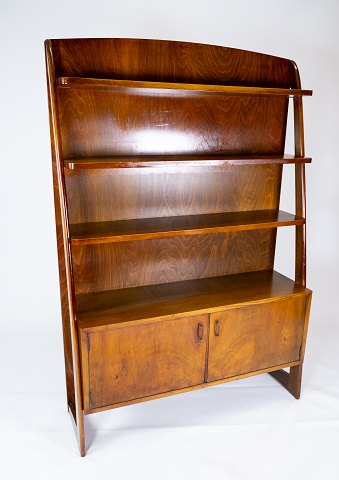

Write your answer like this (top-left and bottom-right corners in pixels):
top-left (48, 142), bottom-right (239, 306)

top-left (45, 38), bottom-right (312, 456)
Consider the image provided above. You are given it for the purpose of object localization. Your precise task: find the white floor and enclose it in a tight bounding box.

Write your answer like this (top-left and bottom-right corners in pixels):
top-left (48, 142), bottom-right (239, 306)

top-left (1, 0), bottom-right (339, 476)
top-left (1, 319), bottom-right (339, 479)
top-left (1, 382), bottom-right (339, 479)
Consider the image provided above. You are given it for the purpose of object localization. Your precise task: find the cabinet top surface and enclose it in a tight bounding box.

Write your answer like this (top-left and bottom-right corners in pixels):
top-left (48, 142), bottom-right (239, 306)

top-left (76, 270), bottom-right (311, 331)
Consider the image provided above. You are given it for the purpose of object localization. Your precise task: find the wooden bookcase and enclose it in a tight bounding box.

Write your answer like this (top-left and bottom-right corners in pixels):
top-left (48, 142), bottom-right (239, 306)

top-left (45, 38), bottom-right (312, 456)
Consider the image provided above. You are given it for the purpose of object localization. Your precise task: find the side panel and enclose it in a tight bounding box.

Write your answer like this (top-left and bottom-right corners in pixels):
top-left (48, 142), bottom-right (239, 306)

top-left (45, 40), bottom-right (85, 455)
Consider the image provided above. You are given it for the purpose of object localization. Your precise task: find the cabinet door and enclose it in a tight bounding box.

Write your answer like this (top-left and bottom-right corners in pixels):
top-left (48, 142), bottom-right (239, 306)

top-left (81, 314), bottom-right (208, 411)
top-left (207, 296), bottom-right (306, 383)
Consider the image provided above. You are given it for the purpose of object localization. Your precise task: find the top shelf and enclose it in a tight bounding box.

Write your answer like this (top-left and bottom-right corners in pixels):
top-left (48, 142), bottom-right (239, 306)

top-left (64, 154), bottom-right (312, 170)
top-left (57, 77), bottom-right (313, 97)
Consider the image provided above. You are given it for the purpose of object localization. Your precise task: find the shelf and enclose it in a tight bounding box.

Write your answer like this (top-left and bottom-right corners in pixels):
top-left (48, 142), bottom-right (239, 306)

top-left (57, 77), bottom-right (313, 97)
top-left (70, 210), bottom-right (305, 245)
top-left (76, 270), bottom-right (310, 331)
top-left (64, 154), bottom-right (312, 170)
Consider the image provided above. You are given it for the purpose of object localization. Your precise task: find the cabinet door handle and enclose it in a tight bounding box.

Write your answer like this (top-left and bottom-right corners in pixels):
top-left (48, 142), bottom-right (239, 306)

top-left (214, 320), bottom-right (221, 336)
top-left (197, 322), bottom-right (204, 340)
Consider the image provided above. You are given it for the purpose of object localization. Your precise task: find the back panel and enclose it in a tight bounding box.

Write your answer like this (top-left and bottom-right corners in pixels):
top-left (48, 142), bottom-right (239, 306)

top-left (49, 39), bottom-right (296, 294)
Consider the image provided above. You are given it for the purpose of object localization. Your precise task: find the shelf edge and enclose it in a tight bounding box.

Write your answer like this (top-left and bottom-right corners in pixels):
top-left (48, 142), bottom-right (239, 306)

top-left (57, 77), bottom-right (313, 97)
top-left (64, 156), bottom-right (312, 170)
top-left (70, 212), bottom-right (305, 245)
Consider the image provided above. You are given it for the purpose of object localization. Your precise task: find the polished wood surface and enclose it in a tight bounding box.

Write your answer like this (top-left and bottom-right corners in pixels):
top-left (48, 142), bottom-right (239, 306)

top-left (86, 359), bottom-right (302, 414)
top-left (269, 365), bottom-right (303, 399)
top-left (50, 38), bottom-right (298, 88)
top-left (66, 165), bottom-right (282, 224)
top-left (45, 40), bottom-right (85, 456)
top-left (46, 38), bottom-right (312, 455)
top-left (76, 270), bottom-right (310, 331)
top-left (207, 297), bottom-right (306, 382)
top-left (80, 314), bottom-right (208, 412)
top-left (294, 73), bottom-right (307, 286)
top-left (64, 154), bottom-right (312, 170)
top-left (57, 76), bottom-right (312, 96)
top-left (70, 210), bottom-right (304, 245)
top-left (57, 86), bottom-right (289, 157)
top-left (72, 230), bottom-right (277, 293)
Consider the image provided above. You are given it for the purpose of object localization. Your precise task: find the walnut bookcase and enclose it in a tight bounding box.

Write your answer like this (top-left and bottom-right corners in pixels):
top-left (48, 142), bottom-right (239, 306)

top-left (45, 38), bottom-right (312, 456)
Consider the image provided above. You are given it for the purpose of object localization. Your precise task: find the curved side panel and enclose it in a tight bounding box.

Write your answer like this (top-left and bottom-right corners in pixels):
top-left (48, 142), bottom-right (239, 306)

top-left (45, 40), bottom-right (85, 456)
top-left (291, 61), bottom-right (307, 286)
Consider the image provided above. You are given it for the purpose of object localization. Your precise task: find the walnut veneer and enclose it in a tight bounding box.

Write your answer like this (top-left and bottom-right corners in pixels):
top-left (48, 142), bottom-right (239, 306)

top-left (45, 38), bottom-right (312, 456)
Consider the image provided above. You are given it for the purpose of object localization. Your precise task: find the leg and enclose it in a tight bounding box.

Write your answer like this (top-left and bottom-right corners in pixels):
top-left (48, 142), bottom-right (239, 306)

top-left (68, 403), bottom-right (86, 456)
top-left (269, 364), bottom-right (303, 399)
top-left (77, 409), bottom-right (86, 457)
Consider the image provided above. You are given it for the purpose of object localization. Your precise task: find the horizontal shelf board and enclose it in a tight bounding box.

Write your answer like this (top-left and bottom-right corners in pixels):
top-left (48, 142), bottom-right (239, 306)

top-left (70, 210), bottom-right (305, 245)
top-left (57, 77), bottom-right (312, 97)
top-left (64, 154), bottom-right (312, 170)
top-left (76, 270), bottom-right (310, 331)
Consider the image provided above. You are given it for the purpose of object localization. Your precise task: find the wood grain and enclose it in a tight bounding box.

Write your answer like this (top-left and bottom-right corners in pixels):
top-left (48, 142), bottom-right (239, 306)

top-left (72, 230), bottom-right (277, 293)
top-left (64, 154), bottom-right (312, 170)
top-left (85, 360), bottom-right (302, 414)
top-left (66, 165), bottom-right (282, 224)
top-left (76, 270), bottom-right (311, 331)
top-left (269, 365), bottom-right (303, 399)
top-left (51, 38), bottom-right (298, 88)
top-left (57, 87), bottom-right (288, 157)
top-left (45, 40), bottom-right (86, 456)
top-left (45, 38), bottom-right (312, 455)
top-left (70, 210), bottom-right (304, 245)
top-left (57, 76), bottom-right (312, 96)
top-left (207, 296), bottom-right (306, 382)
top-left (81, 314), bottom-right (208, 411)
top-left (292, 64), bottom-right (307, 287)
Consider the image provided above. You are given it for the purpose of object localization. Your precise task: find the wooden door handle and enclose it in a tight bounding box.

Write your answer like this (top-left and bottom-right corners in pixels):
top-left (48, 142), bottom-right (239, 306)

top-left (197, 322), bottom-right (204, 340)
top-left (214, 320), bottom-right (221, 336)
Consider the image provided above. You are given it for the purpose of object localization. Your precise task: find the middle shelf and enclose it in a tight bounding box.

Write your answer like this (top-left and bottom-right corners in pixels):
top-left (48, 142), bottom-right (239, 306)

top-left (70, 209), bottom-right (304, 245)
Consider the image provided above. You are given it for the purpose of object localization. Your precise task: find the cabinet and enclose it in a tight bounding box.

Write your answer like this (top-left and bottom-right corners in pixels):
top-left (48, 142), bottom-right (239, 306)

top-left (207, 297), bottom-right (307, 382)
top-left (80, 314), bottom-right (208, 411)
top-left (45, 38), bottom-right (312, 456)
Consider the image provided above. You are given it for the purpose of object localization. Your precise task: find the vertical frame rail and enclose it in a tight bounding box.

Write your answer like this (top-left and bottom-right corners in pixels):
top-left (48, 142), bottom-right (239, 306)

top-left (45, 40), bottom-right (85, 456)
top-left (293, 64), bottom-right (307, 287)
top-left (269, 63), bottom-right (310, 395)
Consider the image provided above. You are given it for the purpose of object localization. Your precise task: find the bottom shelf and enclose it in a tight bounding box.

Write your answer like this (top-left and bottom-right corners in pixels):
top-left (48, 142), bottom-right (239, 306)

top-left (76, 270), bottom-right (310, 330)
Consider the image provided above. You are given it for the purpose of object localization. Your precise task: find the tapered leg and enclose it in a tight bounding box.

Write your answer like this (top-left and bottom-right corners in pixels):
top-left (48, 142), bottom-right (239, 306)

top-left (77, 409), bottom-right (85, 457)
top-left (269, 364), bottom-right (303, 399)
top-left (68, 403), bottom-right (86, 456)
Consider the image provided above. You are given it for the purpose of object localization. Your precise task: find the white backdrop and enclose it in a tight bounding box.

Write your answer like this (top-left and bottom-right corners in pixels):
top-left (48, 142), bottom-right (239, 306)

top-left (1, 0), bottom-right (338, 478)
